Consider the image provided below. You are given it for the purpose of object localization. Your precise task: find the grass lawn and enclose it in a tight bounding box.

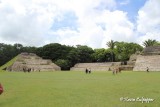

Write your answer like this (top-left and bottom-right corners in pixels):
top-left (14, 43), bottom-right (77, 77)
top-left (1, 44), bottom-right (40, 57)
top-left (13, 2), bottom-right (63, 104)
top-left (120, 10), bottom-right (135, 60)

top-left (0, 71), bottom-right (160, 107)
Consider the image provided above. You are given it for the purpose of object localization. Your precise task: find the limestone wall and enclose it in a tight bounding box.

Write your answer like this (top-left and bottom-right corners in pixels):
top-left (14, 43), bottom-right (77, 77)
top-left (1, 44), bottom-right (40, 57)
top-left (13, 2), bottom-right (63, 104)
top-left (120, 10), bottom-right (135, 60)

top-left (70, 62), bottom-right (121, 71)
top-left (133, 55), bottom-right (160, 71)
top-left (143, 46), bottom-right (160, 55)
top-left (74, 63), bottom-right (112, 67)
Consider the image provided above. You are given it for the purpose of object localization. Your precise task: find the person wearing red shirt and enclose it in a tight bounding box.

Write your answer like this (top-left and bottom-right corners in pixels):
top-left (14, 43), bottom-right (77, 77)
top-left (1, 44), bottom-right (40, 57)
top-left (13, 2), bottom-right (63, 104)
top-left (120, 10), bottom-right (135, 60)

top-left (0, 83), bottom-right (3, 95)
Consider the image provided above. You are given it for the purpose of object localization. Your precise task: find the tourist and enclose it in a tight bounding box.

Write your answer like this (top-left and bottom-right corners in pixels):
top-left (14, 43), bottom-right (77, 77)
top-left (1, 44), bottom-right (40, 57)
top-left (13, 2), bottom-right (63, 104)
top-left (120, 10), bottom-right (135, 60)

top-left (108, 68), bottom-right (111, 71)
top-left (0, 83), bottom-right (3, 95)
top-left (89, 68), bottom-right (91, 74)
top-left (85, 68), bottom-right (88, 74)
top-left (147, 67), bottom-right (149, 72)
top-left (112, 68), bottom-right (115, 75)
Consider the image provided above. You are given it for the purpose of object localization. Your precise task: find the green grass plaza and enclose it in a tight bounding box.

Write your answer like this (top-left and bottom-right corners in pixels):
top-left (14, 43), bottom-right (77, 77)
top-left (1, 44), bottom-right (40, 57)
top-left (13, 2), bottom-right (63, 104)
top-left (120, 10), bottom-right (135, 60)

top-left (0, 71), bottom-right (159, 107)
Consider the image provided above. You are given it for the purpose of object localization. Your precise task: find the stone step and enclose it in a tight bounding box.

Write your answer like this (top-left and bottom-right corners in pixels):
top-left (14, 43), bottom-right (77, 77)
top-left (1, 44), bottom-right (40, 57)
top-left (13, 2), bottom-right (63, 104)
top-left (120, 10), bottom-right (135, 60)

top-left (70, 67), bottom-right (110, 71)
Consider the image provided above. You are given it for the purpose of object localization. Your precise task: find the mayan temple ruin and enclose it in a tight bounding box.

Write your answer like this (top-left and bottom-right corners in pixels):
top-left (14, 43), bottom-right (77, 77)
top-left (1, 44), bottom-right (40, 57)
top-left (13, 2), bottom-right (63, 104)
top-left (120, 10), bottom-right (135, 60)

top-left (133, 46), bottom-right (160, 71)
top-left (70, 53), bottom-right (136, 72)
top-left (71, 46), bottom-right (160, 72)
top-left (6, 52), bottom-right (61, 72)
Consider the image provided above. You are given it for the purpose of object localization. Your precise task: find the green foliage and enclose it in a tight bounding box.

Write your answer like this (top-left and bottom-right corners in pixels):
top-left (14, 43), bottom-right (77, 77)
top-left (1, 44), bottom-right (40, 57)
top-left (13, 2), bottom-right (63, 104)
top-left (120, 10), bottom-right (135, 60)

top-left (0, 43), bottom-right (37, 67)
top-left (67, 49), bottom-right (80, 66)
top-left (114, 42), bottom-right (143, 61)
top-left (22, 46), bottom-right (37, 53)
top-left (76, 45), bottom-right (94, 63)
top-left (54, 59), bottom-right (70, 70)
top-left (143, 39), bottom-right (158, 47)
top-left (0, 71), bottom-right (160, 107)
top-left (36, 44), bottom-right (95, 69)
top-left (106, 40), bottom-right (116, 50)
top-left (92, 48), bottom-right (111, 62)
top-left (39, 43), bottom-right (74, 61)
top-left (0, 43), bottom-right (20, 66)
top-left (106, 40), bottom-right (116, 62)
top-left (0, 56), bottom-right (18, 70)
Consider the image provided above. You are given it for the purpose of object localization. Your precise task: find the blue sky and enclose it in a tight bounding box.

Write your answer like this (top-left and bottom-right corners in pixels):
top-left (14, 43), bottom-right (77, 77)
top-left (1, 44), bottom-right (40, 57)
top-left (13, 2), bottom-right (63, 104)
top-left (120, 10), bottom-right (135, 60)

top-left (116, 0), bottom-right (146, 22)
top-left (0, 0), bottom-right (160, 48)
top-left (51, 11), bottom-right (78, 31)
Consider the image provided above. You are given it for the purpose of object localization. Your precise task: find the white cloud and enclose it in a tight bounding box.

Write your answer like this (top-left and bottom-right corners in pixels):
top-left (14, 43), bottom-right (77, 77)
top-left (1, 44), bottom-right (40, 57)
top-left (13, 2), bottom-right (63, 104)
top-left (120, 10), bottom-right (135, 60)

top-left (0, 0), bottom-right (60, 46)
top-left (0, 0), bottom-right (159, 49)
top-left (98, 10), bottom-right (134, 40)
top-left (47, 0), bottom-right (135, 48)
top-left (137, 0), bottom-right (160, 45)
top-left (0, 0), bottom-right (118, 48)
top-left (119, 0), bottom-right (130, 5)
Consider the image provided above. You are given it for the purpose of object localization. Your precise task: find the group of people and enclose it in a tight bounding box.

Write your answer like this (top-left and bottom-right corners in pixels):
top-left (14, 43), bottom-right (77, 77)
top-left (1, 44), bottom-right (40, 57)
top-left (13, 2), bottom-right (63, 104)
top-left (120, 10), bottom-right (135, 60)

top-left (23, 67), bottom-right (41, 73)
top-left (85, 68), bottom-right (91, 74)
top-left (85, 67), bottom-right (122, 75)
top-left (111, 67), bottom-right (122, 75)
top-left (23, 67), bottom-right (32, 73)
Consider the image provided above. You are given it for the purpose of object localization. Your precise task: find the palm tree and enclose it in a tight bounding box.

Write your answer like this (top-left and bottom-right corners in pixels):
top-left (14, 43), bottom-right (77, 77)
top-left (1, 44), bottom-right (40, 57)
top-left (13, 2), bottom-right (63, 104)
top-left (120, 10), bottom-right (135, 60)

top-left (106, 40), bottom-right (116, 62)
top-left (143, 39), bottom-right (158, 47)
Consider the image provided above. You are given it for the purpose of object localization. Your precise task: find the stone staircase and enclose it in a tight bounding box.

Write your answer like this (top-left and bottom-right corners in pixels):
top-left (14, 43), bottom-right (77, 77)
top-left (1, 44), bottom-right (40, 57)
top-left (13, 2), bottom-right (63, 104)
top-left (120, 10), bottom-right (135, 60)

top-left (133, 55), bottom-right (160, 71)
top-left (70, 62), bottom-right (121, 71)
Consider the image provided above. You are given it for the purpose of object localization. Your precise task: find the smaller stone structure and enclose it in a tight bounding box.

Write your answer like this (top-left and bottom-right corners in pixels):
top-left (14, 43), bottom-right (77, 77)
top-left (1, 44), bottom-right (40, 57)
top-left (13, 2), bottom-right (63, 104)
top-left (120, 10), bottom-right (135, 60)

top-left (133, 46), bottom-right (160, 71)
top-left (70, 62), bottom-right (125, 71)
top-left (143, 46), bottom-right (160, 55)
top-left (133, 55), bottom-right (160, 71)
top-left (70, 54), bottom-right (136, 71)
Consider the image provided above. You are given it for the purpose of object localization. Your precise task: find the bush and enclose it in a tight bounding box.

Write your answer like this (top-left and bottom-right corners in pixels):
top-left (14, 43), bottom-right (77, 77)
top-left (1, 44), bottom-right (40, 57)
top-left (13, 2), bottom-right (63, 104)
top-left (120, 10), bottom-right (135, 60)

top-left (54, 59), bottom-right (70, 70)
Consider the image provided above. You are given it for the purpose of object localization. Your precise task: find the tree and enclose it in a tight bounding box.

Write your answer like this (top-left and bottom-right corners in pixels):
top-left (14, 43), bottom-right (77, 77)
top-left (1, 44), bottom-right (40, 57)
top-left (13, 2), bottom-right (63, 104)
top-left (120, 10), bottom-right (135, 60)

top-left (76, 45), bottom-right (94, 63)
top-left (106, 40), bottom-right (116, 62)
top-left (92, 48), bottom-right (112, 62)
top-left (22, 46), bottom-right (37, 53)
top-left (143, 39), bottom-right (158, 47)
top-left (0, 43), bottom-right (21, 66)
top-left (114, 42), bottom-right (143, 61)
top-left (67, 48), bottom-right (80, 66)
top-left (40, 43), bottom-right (73, 61)
top-left (13, 43), bottom-right (23, 50)
top-left (54, 59), bottom-right (70, 70)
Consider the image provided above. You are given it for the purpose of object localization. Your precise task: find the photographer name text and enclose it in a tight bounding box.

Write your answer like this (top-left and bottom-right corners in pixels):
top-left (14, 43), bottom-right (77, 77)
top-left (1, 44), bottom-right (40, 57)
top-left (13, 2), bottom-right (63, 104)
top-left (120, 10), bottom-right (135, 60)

top-left (120, 97), bottom-right (154, 103)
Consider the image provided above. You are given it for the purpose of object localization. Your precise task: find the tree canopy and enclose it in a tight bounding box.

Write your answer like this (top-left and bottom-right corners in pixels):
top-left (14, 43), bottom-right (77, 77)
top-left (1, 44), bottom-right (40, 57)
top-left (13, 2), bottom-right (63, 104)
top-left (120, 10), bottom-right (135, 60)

top-left (106, 40), bottom-right (116, 62)
top-left (143, 39), bottom-right (158, 47)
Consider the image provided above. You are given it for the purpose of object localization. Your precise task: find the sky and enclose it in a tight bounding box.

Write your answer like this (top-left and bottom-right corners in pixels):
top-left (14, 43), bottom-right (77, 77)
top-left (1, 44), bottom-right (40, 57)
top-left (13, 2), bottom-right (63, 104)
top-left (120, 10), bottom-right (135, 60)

top-left (0, 0), bottom-right (160, 48)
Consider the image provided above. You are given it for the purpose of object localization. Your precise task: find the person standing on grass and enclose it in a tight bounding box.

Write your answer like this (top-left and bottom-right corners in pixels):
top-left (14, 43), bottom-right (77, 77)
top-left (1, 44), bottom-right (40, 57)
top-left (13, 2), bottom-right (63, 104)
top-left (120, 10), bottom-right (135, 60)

top-left (85, 68), bottom-right (88, 74)
top-left (147, 67), bottom-right (149, 72)
top-left (112, 68), bottom-right (116, 75)
top-left (88, 68), bottom-right (91, 74)
top-left (0, 83), bottom-right (3, 95)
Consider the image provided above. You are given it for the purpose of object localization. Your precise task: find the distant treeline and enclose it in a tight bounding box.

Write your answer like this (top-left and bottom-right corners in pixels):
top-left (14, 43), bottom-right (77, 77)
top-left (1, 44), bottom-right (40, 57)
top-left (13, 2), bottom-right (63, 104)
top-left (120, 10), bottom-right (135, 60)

top-left (0, 39), bottom-right (159, 70)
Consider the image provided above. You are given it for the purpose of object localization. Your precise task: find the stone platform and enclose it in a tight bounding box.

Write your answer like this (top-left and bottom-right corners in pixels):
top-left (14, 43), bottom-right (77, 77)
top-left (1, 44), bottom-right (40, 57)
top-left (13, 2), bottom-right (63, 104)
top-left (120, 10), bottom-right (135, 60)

top-left (70, 62), bottom-right (121, 71)
top-left (133, 55), bottom-right (160, 71)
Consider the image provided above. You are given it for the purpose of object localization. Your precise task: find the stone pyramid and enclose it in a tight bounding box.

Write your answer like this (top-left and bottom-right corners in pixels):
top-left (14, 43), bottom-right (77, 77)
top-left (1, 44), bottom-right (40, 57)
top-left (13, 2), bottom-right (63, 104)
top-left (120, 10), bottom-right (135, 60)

top-left (7, 52), bottom-right (61, 72)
